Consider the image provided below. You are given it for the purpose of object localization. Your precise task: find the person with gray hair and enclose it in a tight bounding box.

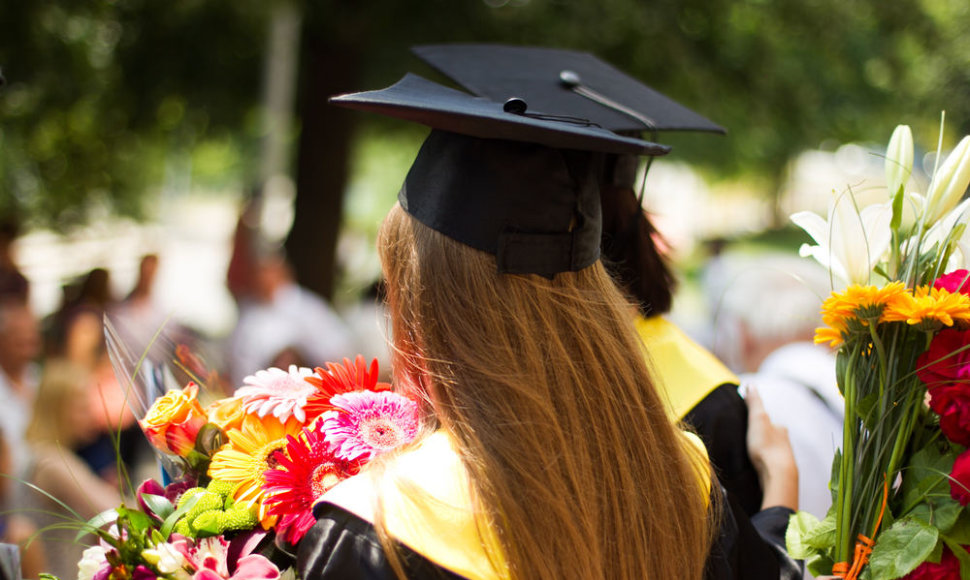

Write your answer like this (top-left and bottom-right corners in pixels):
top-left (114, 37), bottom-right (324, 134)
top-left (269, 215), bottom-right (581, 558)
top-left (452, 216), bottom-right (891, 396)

top-left (713, 253), bottom-right (843, 527)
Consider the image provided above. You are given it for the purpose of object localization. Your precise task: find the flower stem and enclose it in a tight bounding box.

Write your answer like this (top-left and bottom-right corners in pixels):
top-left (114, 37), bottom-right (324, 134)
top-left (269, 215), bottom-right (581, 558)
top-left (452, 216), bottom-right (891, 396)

top-left (837, 348), bottom-right (860, 565)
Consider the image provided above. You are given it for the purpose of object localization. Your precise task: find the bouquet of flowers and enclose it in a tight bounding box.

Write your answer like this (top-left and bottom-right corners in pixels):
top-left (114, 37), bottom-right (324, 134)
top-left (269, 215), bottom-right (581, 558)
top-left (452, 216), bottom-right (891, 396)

top-left (786, 120), bottom-right (970, 579)
top-left (57, 352), bottom-right (420, 580)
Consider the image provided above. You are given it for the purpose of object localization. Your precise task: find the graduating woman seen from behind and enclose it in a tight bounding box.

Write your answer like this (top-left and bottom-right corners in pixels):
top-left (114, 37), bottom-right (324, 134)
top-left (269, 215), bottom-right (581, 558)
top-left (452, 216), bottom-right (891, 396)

top-left (298, 72), bottom-right (798, 580)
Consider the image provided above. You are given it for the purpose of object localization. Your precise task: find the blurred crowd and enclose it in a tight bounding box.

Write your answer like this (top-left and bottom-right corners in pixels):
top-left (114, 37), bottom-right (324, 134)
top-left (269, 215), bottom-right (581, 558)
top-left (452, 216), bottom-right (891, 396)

top-left (0, 209), bottom-right (386, 578)
top-left (0, 202), bottom-right (843, 579)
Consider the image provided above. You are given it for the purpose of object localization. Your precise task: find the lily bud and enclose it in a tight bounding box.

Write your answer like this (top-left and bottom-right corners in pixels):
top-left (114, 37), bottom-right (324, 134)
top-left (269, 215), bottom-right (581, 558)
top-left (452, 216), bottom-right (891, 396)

top-left (926, 135), bottom-right (970, 226)
top-left (885, 125), bottom-right (913, 199)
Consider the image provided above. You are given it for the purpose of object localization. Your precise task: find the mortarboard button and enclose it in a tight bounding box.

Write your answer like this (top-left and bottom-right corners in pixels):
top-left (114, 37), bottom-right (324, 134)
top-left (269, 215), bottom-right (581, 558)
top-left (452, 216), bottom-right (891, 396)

top-left (503, 98), bottom-right (528, 115)
top-left (559, 70), bottom-right (580, 88)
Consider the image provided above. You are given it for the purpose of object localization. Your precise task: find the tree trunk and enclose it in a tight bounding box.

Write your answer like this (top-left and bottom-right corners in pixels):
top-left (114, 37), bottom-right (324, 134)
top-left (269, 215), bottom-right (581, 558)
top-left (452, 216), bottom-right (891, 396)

top-left (286, 36), bottom-right (360, 302)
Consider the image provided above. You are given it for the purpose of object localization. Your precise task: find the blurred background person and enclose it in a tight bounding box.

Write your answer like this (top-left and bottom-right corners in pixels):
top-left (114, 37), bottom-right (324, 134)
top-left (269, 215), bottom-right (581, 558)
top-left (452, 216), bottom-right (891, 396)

top-left (0, 428), bottom-right (48, 580)
top-left (339, 279), bottom-right (392, 381)
top-left (715, 253), bottom-right (842, 525)
top-left (45, 267), bottom-right (115, 372)
top-left (226, 241), bottom-right (353, 387)
top-left (0, 219), bottom-right (29, 304)
top-left (0, 299), bottom-right (42, 480)
top-left (111, 253), bottom-right (169, 357)
top-left (23, 359), bottom-right (122, 580)
top-left (38, 266), bottom-right (145, 486)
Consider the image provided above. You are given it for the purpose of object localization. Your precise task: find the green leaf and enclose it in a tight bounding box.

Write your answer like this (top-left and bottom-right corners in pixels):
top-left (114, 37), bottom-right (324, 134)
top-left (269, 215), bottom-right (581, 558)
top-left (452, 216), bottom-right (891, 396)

top-left (907, 496), bottom-right (963, 533)
top-left (857, 391), bottom-right (880, 428)
top-left (830, 449), bottom-right (842, 502)
top-left (76, 508), bottom-right (119, 542)
top-left (140, 493), bottom-right (175, 520)
top-left (901, 444), bottom-right (956, 508)
top-left (118, 507), bottom-right (153, 532)
top-left (787, 510), bottom-right (837, 559)
top-left (806, 510), bottom-right (838, 549)
top-left (807, 552), bottom-right (837, 578)
top-left (890, 185), bottom-right (905, 231)
top-left (868, 518), bottom-right (939, 579)
top-left (160, 492), bottom-right (200, 539)
top-left (786, 511), bottom-right (822, 559)
top-left (943, 510), bottom-right (970, 544)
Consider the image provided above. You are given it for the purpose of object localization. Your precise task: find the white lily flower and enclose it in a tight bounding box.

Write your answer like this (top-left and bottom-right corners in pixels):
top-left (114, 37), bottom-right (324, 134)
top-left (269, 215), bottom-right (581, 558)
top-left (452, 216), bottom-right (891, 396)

top-left (885, 125), bottom-right (913, 199)
top-left (926, 198), bottom-right (970, 270)
top-left (791, 193), bottom-right (893, 286)
top-left (925, 135), bottom-right (970, 226)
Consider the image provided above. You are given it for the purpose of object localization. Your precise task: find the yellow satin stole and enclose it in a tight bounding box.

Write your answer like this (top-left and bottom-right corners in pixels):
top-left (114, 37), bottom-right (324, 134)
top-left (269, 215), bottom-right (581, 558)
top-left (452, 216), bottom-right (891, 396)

top-left (322, 431), bottom-right (509, 580)
top-left (634, 316), bottom-right (739, 419)
top-left (322, 429), bottom-right (712, 579)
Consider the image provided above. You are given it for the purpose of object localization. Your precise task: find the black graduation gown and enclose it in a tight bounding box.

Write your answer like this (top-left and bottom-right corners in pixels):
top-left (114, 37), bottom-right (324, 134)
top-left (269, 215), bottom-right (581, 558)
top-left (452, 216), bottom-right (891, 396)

top-left (684, 383), bottom-right (764, 516)
top-left (297, 495), bottom-right (801, 580)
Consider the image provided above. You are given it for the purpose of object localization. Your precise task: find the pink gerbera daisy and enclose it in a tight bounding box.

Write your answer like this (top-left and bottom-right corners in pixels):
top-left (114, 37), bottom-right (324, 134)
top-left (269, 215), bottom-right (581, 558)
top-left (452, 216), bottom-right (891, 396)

top-left (262, 424), bottom-right (359, 544)
top-left (321, 391), bottom-right (420, 462)
top-left (236, 366), bottom-right (317, 423)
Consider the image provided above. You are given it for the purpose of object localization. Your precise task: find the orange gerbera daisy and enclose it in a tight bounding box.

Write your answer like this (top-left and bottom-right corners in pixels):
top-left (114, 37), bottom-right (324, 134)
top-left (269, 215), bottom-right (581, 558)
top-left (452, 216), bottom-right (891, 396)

top-left (817, 283), bottom-right (908, 345)
top-left (814, 326), bottom-right (846, 348)
top-left (823, 282), bottom-right (908, 323)
top-left (883, 286), bottom-right (970, 330)
top-left (207, 413), bottom-right (303, 528)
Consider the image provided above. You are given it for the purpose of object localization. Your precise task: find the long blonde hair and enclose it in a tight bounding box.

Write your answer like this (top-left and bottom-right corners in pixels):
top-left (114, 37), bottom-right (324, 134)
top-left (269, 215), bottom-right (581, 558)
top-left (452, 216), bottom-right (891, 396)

top-left (378, 204), bottom-right (714, 579)
top-left (25, 358), bottom-right (91, 447)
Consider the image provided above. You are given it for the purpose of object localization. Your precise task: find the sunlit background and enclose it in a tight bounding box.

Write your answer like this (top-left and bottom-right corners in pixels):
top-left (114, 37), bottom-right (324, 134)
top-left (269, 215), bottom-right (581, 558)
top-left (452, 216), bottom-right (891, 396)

top-left (2, 0), bottom-right (968, 346)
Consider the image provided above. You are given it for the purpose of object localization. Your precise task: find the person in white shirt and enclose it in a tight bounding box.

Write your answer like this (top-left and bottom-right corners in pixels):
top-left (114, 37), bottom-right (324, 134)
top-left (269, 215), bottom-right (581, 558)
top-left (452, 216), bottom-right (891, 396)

top-left (0, 300), bottom-right (41, 479)
top-left (715, 254), bottom-right (842, 525)
top-left (227, 247), bottom-right (354, 388)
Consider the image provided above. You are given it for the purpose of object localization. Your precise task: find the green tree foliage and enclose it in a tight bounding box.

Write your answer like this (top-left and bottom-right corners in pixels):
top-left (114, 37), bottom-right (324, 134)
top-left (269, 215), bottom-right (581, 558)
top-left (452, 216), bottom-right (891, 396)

top-left (3, 0), bottom-right (970, 292)
top-left (0, 0), bottom-right (268, 227)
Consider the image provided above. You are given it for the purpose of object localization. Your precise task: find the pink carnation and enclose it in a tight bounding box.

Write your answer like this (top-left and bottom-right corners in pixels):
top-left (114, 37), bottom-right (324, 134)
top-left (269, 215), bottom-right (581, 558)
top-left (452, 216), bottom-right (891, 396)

top-left (321, 391), bottom-right (419, 462)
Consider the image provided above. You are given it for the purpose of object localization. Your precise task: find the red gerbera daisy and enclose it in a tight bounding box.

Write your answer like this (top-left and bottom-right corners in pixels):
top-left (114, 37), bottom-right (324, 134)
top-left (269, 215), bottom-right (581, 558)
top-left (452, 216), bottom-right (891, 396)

top-left (262, 423), bottom-right (359, 544)
top-left (303, 356), bottom-right (391, 419)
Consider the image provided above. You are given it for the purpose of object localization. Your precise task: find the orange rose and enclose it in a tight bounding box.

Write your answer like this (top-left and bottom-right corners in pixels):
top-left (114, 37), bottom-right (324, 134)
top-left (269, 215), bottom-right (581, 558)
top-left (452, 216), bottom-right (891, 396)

top-left (205, 396), bottom-right (246, 432)
top-left (140, 383), bottom-right (207, 456)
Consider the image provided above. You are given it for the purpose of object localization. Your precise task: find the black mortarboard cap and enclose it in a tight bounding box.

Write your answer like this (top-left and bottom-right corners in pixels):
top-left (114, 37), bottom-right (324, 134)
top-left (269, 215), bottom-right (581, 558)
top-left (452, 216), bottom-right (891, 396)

top-left (412, 43), bottom-right (725, 135)
top-left (330, 74), bottom-right (671, 277)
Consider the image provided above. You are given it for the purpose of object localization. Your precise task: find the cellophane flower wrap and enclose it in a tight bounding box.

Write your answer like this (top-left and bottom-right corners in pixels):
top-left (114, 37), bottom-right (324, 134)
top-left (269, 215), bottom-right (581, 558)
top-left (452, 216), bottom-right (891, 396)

top-left (787, 121), bottom-right (970, 579)
top-left (50, 340), bottom-right (419, 580)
